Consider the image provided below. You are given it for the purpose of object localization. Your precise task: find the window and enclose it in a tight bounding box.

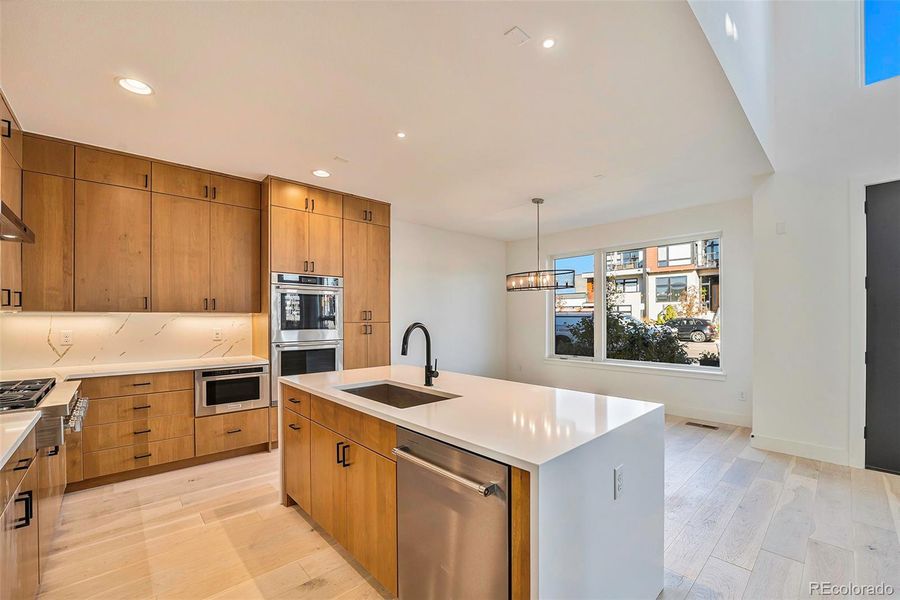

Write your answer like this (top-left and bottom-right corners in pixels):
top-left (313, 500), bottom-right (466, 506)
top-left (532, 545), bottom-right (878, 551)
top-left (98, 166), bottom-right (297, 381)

top-left (550, 235), bottom-right (722, 369)
top-left (656, 276), bottom-right (687, 302)
top-left (553, 254), bottom-right (594, 357)
top-left (865, 0), bottom-right (900, 85)
top-left (657, 243), bottom-right (694, 267)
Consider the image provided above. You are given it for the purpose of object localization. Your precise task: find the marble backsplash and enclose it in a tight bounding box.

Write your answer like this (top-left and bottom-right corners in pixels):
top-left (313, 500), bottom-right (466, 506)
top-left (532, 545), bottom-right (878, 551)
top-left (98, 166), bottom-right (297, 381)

top-left (0, 313), bottom-right (253, 370)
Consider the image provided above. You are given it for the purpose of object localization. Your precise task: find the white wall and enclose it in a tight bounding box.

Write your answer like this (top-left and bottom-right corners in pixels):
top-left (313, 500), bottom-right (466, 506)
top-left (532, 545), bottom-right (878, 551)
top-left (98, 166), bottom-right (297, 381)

top-left (391, 220), bottom-right (507, 379)
top-left (0, 312), bottom-right (252, 370)
top-left (506, 198), bottom-right (753, 426)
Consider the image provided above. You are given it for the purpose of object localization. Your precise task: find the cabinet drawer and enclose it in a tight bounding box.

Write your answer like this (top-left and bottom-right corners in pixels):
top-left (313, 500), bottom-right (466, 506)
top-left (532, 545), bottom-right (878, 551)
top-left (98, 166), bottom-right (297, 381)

top-left (84, 390), bottom-right (194, 426)
top-left (64, 429), bottom-right (83, 483)
top-left (75, 146), bottom-right (150, 190)
top-left (282, 385), bottom-right (310, 417)
top-left (310, 395), bottom-right (396, 460)
top-left (83, 414), bottom-right (195, 452)
top-left (83, 435), bottom-right (195, 479)
top-left (1, 429), bottom-right (35, 510)
top-left (152, 162), bottom-right (210, 200)
top-left (195, 408), bottom-right (268, 456)
top-left (80, 371), bottom-right (193, 400)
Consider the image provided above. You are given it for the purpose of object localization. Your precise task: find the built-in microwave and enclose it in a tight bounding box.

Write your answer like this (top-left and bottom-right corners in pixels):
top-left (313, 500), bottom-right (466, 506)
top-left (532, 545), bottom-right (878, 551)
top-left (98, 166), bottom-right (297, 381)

top-left (195, 365), bottom-right (270, 417)
top-left (271, 340), bottom-right (343, 406)
top-left (271, 273), bottom-right (343, 344)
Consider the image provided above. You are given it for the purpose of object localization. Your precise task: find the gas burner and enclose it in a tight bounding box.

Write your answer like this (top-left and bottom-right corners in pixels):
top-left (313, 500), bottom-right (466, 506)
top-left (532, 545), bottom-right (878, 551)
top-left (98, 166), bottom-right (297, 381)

top-left (0, 378), bottom-right (56, 411)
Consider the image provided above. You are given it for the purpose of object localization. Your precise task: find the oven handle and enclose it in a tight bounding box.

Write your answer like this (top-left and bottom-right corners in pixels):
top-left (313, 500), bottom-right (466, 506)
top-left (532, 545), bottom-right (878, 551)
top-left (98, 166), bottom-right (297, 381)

top-left (273, 342), bottom-right (342, 349)
top-left (273, 285), bottom-right (343, 293)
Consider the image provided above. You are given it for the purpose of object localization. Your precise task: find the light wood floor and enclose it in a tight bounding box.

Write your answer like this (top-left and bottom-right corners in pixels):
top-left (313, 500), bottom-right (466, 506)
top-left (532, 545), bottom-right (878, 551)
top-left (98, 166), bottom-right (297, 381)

top-left (38, 418), bottom-right (900, 600)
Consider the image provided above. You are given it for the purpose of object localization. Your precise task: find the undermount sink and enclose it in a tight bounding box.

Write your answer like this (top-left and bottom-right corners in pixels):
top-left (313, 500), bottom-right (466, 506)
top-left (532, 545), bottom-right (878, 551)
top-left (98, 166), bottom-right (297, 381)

top-left (338, 382), bottom-right (459, 409)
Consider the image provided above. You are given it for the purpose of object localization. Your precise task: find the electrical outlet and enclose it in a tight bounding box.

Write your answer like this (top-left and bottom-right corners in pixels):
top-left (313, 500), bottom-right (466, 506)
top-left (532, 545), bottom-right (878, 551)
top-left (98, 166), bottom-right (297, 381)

top-left (738, 391), bottom-right (746, 402)
top-left (614, 464), bottom-right (624, 500)
top-left (212, 328), bottom-right (223, 342)
top-left (59, 330), bottom-right (74, 346)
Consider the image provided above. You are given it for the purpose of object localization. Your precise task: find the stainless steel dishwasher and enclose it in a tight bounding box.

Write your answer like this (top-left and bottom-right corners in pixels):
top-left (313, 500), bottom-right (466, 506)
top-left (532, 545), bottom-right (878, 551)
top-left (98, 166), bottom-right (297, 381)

top-left (394, 427), bottom-right (509, 599)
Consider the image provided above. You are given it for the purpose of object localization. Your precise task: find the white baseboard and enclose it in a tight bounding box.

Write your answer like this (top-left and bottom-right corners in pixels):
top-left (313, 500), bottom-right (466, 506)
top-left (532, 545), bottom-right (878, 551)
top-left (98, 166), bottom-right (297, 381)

top-left (751, 434), bottom-right (848, 466)
top-left (664, 404), bottom-right (751, 427)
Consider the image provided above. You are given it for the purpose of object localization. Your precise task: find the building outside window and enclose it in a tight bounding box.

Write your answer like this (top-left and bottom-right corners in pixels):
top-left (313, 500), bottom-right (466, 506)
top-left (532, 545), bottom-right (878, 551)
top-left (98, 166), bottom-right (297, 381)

top-left (657, 243), bottom-right (693, 267)
top-left (655, 276), bottom-right (687, 302)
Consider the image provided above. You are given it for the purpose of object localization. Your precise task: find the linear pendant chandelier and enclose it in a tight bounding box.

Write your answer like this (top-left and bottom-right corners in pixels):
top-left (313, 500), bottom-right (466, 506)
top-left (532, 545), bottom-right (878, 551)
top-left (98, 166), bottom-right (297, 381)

top-left (506, 198), bottom-right (575, 292)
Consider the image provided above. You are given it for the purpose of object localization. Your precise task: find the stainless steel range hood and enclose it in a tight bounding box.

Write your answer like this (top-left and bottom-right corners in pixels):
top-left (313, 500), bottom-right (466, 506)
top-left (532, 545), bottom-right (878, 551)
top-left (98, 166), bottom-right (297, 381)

top-left (0, 200), bottom-right (34, 243)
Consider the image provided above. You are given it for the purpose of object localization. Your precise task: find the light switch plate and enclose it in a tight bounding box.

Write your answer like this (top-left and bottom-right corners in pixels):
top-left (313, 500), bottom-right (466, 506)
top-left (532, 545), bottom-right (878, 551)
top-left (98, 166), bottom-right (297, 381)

top-left (614, 464), bottom-right (624, 500)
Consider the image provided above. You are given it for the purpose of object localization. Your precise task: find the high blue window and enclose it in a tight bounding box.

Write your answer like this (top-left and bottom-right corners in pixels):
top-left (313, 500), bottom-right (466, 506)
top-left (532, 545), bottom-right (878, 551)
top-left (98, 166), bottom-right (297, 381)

top-left (865, 0), bottom-right (900, 85)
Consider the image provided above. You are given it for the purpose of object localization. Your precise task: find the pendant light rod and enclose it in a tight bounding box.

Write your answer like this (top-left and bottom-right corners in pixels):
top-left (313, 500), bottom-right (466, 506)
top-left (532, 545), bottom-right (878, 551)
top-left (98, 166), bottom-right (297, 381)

top-left (533, 198), bottom-right (543, 268)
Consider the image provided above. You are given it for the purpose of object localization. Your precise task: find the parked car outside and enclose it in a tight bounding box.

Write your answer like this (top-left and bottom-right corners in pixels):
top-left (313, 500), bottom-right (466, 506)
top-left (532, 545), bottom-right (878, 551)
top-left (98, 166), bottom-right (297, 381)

top-left (665, 317), bottom-right (716, 342)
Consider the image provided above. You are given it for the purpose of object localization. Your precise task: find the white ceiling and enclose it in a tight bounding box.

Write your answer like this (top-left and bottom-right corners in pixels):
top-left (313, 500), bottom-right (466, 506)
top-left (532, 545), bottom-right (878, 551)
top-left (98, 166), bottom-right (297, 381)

top-left (0, 1), bottom-right (770, 240)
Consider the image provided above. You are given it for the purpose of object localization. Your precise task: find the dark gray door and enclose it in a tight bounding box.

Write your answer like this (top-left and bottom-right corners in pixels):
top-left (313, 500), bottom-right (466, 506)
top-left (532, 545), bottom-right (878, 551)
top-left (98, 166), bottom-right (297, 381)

top-left (866, 179), bottom-right (900, 474)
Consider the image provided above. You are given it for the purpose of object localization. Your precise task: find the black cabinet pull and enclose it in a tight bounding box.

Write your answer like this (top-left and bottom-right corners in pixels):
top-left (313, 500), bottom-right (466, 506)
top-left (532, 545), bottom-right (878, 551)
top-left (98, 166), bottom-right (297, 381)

top-left (341, 443), bottom-right (350, 467)
top-left (14, 491), bottom-right (33, 529)
top-left (303, 260), bottom-right (309, 273)
top-left (204, 298), bottom-right (209, 310)
top-left (1, 119), bottom-right (11, 138)
top-left (336, 441), bottom-right (345, 465)
top-left (13, 291), bottom-right (22, 308)
top-left (289, 423), bottom-right (301, 431)
top-left (47, 446), bottom-right (60, 457)
top-left (288, 398), bottom-right (300, 404)
top-left (133, 429), bottom-right (151, 435)
top-left (143, 174), bottom-right (149, 188)
top-left (134, 453), bottom-right (152, 459)
top-left (13, 457), bottom-right (32, 471)
top-left (310, 261), bottom-right (315, 272)
top-left (362, 209), bottom-right (368, 221)
top-left (305, 197), bottom-right (309, 210)
top-left (212, 186), bottom-right (217, 200)
top-left (203, 185), bottom-right (209, 198)
top-left (226, 428), bottom-right (242, 434)
top-left (311, 198), bottom-right (315, 212)
top-left (211, 298), bottom-right (216, 311)
top-left (1, 289), bottom-right (10, 307)
top-left (132, 382), bottom-right (151, 387)
top-left (143, 296), bottom-right (149, 310)
top-left (133, 404), bottom-right (151, 410)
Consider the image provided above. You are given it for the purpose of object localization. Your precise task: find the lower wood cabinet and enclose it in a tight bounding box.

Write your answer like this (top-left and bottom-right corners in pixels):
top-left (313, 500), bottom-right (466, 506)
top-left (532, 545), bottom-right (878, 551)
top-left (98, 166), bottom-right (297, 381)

top-left (64, 430), bottom-right (83, 484)
top-left (0, 455), bottom-right (39, 600)
top-left (282, 408), bottom-right (310, 511)
top-left (307, 407), bottom-right (397, 596)
top-left (38, 444), bottom-right (66, 574)
top-left (195, 408), bottom-right (268, 456)
top-left (83, 435), bottom-right (194, 479)
top-left (83, 414), bottom-right (194, 452)
top-left (343, 322), bottom-right (391, 369)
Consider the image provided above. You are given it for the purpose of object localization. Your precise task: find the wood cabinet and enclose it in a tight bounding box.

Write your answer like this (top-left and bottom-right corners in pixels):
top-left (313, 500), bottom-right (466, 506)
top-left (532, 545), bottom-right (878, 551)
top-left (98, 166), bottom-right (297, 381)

top-left (210, 174), bottom-right (260, 209)
top-left (307, 187), bottom-right (343, 218)
top-left (0, 450), bottom-right (39, 600)
top-left (307, 213), bottom-right (342, 276)
top-left (79, 371), bottom-right (193, 401)
top-left (282, 385), bottom-right (310, 418)
top-left (83, 436), bottom-right (194, 479)
top-left (269, 178), bottom-right (342, 276)
top-left (23, 135), bottom-right (74, 178)
top-left (151, 193), bottom-right (210, 312)
top-left (195, 408), bottom-right (269, 456)
top-left (75, 146), bottom-right (150, 190)
top-left (0, 115), bottom-right (23, 311)
top-left (343, 195), bottom-right (390, 227)
top-left (309, 421), bottom-right (348, 543)
top-left (74, 180), bottom-right (151, 312)
top-left (22, 171), bottom-right (74, 311)
top-left (0, 92), bottom-right (23, 166)
top-left (152, 162), bottom-right (210, 200)
top-left (64, 430), bottom-right (83, 484)
top-left (83, 414), bottom-right (194, 452)
top-left (344, 323), bottom-right (391, 369)
top-left (270, 179), bottom-right (342, 217)
top-left (38, 444), bottom-right (66, 574)
top-left (343, 218), bottom-right (390, 323)
top-left (282, 408), bottom-right (311, 511)
top-left (270, 206), bottom-right (309, 274)
top-left (210, 202), bottom-right (260, 312)
top-left (84, 390), bottom-right (193, 427)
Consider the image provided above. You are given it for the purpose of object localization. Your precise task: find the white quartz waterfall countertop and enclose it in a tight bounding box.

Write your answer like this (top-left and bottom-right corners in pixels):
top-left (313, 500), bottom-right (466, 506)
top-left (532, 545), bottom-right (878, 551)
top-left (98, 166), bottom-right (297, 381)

top-left (280, 365), bottom-right (663, 469)
top-left (0, 412), bottom-right (40, 466)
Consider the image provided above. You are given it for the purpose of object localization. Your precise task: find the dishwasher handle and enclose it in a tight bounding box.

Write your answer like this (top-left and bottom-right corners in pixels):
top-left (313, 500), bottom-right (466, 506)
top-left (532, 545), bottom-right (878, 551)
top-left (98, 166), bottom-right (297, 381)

top-left (392, 446), bottom-right (497, 497)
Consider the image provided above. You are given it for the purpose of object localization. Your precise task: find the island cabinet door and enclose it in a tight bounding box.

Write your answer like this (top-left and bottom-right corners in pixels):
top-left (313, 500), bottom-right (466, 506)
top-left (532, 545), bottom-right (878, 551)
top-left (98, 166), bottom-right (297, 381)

top-left (309, 422), bottom-right (348, 545)
top-left (0, 457), bottom-right (39, 600)
top-left (344, 442), bottom-right (397, 596)
top-left (282, 409), bottom-right (311, 512)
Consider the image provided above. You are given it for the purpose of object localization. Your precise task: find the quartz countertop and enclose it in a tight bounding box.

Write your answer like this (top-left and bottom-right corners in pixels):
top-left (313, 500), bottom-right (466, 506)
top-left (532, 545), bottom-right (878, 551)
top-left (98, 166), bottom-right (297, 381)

top-left (0, 412), bottom-right (40, 466)
top-left (280, 365), bottom-right (663, 470)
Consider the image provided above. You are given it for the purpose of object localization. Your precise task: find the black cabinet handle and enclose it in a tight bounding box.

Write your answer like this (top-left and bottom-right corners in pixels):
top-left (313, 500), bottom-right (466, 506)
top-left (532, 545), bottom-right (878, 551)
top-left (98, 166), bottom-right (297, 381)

top-left (143, 174), bottom-right (149, 188)
top-left (132, 382), bottom-right (151, 387)
top-left (305, 197), bottom-right (309, 210)
top-left (47, 446), bottom-right (60, 457)
top-left (133, 429), bottom-right (151, 435)
top-left (143, 296), bottom-right (149, 310)
top-left (311, 198), bottom-right (315, 212)
top-left (288, 398), bottom-right (300, 404)
top-left (1, 289), bottom-right (10, 307)
top-left (133, 405), bottom-right (151, 410)
top-left (204, 298), bottom-right (209, 310)
top-left (212, 186), bottom-right (217, 200)
top-left (226, 428), bottom-right (242, 434)
top-left (341, 443), bottom-right (350, 467)
top-left (362, 209), bottom-right (368, 221)
top-left (303, 260), bottom-right (309, 273)
top-left (134, 453), bottom-right (152, 459)
top-left (336, 441), bottom-right (345, 465)
top-left (1, 119), bottom-right (11, 138)
top-left (14, 491), bottom-right (33, 528)
top-left (13, 291), bottom-right (22, 308)
top-left (203, 185), bottom-right (209, 198)
top-left (289, 423), bottom-right (301, 431)
top-left (211, 298), bottom-right (216, 311)
top-left (310, 261), bottom-right (315, 272)
top-left (13, 457), bottom-right (33, 471)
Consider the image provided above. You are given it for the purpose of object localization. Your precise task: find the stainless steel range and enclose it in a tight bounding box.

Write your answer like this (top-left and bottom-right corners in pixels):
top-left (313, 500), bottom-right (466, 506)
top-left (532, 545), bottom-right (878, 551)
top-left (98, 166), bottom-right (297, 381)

top-left (0, 378), bottom-right (87, 447)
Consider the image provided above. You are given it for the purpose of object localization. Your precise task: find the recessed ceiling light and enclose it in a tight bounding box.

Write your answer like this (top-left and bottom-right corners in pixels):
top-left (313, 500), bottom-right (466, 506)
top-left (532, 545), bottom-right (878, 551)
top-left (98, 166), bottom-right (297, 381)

top-left (542, 38), bottom-right (556, 49)
top-left (396, 131), bottom-right (407, 139)
top-left (117, 77), bottom-right (153, 95)
top-left (312, 169), bottom-right (331, 178)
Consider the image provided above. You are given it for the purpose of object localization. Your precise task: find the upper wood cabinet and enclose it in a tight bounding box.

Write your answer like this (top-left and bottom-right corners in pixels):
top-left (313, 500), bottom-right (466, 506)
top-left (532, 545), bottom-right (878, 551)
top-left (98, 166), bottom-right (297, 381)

top-left (209, 174), bottom-right (260, 210)
top-left (343, 195), bottom-right (390, 227)
top-left (0, 92), bottom-right (23, 166)
top-left (270, 178), bottom-right (343, 217)
top-left (151, 193), bottom-right (210, 312)
top-left (152, 162), bottom-right (210, 200)
top-left (74, 180), bottom-right (151, 312)
top-left (23, 135), bottom-right (74, 178)
top-left (210, 203), bottom-right (260, 312)
top-left (75, 147), bottom-right (150, 191)
top-left (343, 219), bottom-right (390, 323)
top-left (270, 204), bottom-right (341, 276)
top-left (22, 171), bottom-right (74, 312)
top-left (308, 213), bottom-right (342, 276)
top-left (0, 143), bottom-right (22, 311)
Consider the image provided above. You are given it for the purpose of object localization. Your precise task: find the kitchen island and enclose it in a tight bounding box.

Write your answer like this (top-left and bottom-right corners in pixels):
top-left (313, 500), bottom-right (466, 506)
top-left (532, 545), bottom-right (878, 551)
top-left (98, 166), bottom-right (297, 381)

top-left (279, 365), bottom-right (664, 599)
